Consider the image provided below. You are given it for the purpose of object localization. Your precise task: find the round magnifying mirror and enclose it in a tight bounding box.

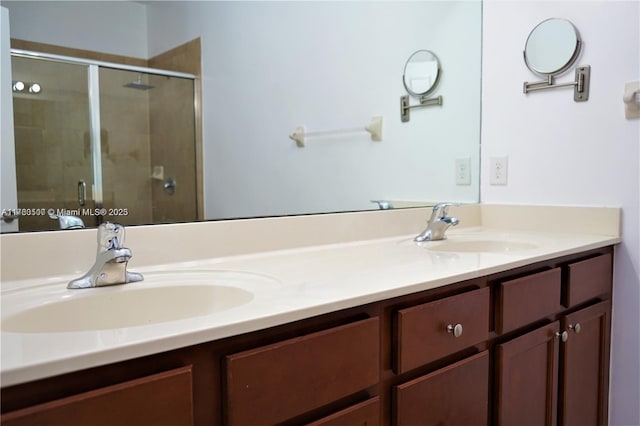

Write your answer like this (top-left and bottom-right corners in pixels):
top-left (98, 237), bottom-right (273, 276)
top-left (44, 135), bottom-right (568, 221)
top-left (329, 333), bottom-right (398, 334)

top-left (403, 50), bottom-right (441, 97)
top-left (524, 18), bottom-right (581, 76)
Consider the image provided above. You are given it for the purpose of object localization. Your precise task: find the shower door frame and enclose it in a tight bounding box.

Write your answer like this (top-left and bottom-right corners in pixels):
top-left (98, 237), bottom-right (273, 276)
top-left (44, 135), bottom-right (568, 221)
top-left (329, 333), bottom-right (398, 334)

top-left (10, 48), bottom-right (196, 224)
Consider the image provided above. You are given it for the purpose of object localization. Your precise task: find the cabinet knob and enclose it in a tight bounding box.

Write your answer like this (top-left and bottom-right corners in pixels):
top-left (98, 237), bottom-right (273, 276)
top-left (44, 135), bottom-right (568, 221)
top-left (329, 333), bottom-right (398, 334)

top-left (555, 331), bottom-right (569, 342)
top-left (569, 323), bottom-right (582, 334)
top-left (447, 323), bottom-right (463, 338)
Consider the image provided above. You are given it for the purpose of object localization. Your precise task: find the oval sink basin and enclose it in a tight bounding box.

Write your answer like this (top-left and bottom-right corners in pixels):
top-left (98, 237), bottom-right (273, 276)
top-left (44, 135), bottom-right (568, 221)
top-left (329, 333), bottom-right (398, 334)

top-left (427, 240), bottom-right (538, 253)
top-left (2, 270), bottom-right (278, 333)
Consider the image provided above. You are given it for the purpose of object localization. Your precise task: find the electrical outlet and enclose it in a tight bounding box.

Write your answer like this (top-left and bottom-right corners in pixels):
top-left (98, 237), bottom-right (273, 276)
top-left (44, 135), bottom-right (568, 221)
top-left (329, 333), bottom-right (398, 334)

top-left (490, 156), bottom-right (508, 185)
top-left (455, 157), bottom-right (471, 185)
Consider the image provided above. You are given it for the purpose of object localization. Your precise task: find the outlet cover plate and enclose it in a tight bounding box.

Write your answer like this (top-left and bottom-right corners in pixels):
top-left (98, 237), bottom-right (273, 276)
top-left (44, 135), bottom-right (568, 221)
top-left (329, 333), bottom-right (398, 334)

top-left (490, 156), bottom-right (508, 185)
top-left (455, 157), bottom-right (471, 185)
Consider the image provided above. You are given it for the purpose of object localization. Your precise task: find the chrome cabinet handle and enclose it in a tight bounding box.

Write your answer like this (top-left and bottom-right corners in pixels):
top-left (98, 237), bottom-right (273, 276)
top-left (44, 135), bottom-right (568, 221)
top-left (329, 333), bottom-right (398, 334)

top-left (569, 323), bottom-right (582, 334)
top-left (447, 323), bottom-right (463, 338)
top-left (555, 331), bottom-right (569, 342)
top-left (78, 180), bottom-right (87, 206)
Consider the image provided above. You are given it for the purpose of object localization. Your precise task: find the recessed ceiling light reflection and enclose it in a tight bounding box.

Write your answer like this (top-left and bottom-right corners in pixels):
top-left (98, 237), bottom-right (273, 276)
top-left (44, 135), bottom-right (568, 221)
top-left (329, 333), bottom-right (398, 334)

top-left (12, 81), bottom-right (24, 92)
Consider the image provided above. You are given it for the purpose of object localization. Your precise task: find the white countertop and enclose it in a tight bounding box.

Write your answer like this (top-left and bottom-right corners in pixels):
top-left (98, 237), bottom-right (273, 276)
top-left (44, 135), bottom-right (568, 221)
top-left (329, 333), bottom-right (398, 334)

top-left (0, 221), bottom-right (620, 387)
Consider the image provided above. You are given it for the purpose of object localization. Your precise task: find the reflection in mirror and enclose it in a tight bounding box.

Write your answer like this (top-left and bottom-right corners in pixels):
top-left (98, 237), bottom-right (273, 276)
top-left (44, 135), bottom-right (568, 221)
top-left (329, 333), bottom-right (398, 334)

top-left (2, 1), bottom-right (482, 233)
top-left (400, 49), bottom-right (444, 122)
top-left (9, 53), bottom-right (197, 232)
top-left (524, 18), bottom-right (581, 76)
top-left (403, 50), bottom-right (441, 97)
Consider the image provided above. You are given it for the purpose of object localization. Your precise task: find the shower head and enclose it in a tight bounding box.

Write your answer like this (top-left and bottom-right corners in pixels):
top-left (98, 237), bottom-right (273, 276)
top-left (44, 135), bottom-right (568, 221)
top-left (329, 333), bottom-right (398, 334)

top-left (123, 74), bottom-right (154, 90)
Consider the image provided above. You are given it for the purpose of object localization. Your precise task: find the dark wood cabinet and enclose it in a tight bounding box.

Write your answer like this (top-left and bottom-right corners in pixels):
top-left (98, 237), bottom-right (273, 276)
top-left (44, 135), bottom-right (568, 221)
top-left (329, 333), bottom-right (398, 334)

top-left (496, 268), bottom-right (562, 334)
top-left (0, 366), bottom-right (194, 426)
top-left (306, 397), bottom-right (380, 426)
top-left (496, 322), bottom-right (560, 426)
top-left (394, 287), bottom-right (490, 373)
top-left (565, 253), bottom-right (612, 307)
top-left (1, 247), bottom-right (614, 426)
top-left (495, 252), bottom-right (613, 426)
top-left (394, 351), bottom-right (489, 426)
top-left (224, 318), bottom-right (379, 426)
top-left (560, 300), bottom-right (611, 426)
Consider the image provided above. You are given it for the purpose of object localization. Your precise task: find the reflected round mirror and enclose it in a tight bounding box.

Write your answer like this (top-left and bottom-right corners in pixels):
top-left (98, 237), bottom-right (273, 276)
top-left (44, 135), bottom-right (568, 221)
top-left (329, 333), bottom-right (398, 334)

top-left (524, 18), bottom-right (581, 76)
top-left (403, 50), bottom-right (441, 96)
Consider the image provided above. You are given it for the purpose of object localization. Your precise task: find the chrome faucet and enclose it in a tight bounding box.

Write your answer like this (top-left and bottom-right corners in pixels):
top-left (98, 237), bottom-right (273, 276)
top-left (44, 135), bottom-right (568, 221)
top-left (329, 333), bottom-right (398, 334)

top-left (68, 222), bottom-right (143, 289)
top-left (414, 203), bottom-right (460, 242)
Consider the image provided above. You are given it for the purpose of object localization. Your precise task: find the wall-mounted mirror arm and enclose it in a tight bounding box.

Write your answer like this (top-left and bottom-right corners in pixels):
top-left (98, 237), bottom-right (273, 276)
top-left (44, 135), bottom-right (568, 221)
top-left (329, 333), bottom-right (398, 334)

top-left (401, 49), bottom-right (443, 122)
top-left (400, 95), bottom-right (443, 122)
top-left (522, 18), bottom-right (589, 102)
top-left (523, 65), bottom-right (590, 101)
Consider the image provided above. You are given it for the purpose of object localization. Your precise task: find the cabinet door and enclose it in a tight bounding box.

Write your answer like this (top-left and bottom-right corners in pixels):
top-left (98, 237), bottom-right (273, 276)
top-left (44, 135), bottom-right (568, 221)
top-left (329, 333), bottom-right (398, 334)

top-left (1, 366), bottom-right (193, 426)
top-left (394, 351), bottom-right (489, 426)
top-left (560, 301), bottom-right (611, 426)
top-left (496, 322), bottom-right (560, 426)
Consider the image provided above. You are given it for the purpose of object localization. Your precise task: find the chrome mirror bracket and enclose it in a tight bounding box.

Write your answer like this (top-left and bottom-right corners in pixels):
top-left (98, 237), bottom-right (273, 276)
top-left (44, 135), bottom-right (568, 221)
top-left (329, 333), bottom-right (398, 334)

top-left (523, 65), bottom-right (590, 102)
top-left (401, 94), bottom-right (443, 123)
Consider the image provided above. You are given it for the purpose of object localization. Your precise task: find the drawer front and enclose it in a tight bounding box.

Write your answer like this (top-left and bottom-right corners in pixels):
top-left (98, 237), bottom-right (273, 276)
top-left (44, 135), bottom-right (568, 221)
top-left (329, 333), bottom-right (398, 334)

top-left (395, 287), bottom-right (490, 373)
top-left (306, 397), bottom-right (380, 426)
top-left (394, 351), bottom-right (489, 426)
top-left (497, 268), bottom-right (562, 334)
top-left (566, 253), bottom-right (612, 307)
top-left (1, 366), bottom-right (194, 426)
top-left (225, 317), bottom-right (380, 426)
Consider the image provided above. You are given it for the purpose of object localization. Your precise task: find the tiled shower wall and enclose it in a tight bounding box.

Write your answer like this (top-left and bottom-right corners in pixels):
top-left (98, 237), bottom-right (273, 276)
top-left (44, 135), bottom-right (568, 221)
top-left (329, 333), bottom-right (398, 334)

top-left (99, 68), bottom-right (154, 226)
top-left (13, 93), bottom-right (95, 230)
top-left (148, 38), bottom-right (200, 224)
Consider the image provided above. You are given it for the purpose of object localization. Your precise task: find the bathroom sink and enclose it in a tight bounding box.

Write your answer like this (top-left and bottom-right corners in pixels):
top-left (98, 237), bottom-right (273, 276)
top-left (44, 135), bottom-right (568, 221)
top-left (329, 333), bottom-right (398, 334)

top-left (1, 270), bottom-right (278, 333)
top-left (426, 239), bottom-right (538, 253)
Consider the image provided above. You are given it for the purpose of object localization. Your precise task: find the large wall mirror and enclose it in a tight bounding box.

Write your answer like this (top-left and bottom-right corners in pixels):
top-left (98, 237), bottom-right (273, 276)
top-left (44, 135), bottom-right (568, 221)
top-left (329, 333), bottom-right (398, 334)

top-left (1, 1), bottom-right (482, 233)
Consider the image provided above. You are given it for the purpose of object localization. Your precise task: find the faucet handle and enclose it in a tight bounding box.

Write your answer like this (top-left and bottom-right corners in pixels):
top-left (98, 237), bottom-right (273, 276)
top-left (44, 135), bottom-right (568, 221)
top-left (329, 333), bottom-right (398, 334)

top-left (97, 222), bottom-right (126, 253)
top-left (431, 202), bottom-right (459, 219)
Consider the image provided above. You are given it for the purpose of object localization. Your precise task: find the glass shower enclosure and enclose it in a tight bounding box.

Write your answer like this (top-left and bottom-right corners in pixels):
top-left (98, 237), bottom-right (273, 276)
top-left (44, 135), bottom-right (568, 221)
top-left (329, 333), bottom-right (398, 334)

top-left (10, 50), bottom-right (198, 231)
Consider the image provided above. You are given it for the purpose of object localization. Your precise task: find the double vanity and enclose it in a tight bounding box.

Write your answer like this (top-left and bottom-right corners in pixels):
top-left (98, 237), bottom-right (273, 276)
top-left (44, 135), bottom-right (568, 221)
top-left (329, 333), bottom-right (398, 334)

top-left (0, 204), bottom-right (620, 425)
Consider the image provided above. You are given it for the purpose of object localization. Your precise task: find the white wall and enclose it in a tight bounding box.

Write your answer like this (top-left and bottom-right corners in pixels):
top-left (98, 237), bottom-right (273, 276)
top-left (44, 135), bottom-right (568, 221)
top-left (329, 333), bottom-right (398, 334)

top-left (146, 1), bottom-right (482, 219)
top-left (1, 1), bottom-right (148, 58)
top-left (482, 1), bottom-right (640, 424)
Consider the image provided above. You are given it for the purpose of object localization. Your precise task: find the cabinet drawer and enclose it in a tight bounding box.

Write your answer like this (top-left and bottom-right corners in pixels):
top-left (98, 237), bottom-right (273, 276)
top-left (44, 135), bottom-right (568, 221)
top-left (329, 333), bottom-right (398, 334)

top-left (225, 317), bottom-right (379, 426)
top-left (394, 351), bottom-right (489, 426)
top-left (306, 397), bottom-right (380, 426)
top-left (1, 366), bottom-right (194, 426)
top-left (566, 253), bottom-right (612, 307)
top-left (497, 268), bottom-right (562, 334)
top-left (395, 287), bottom-right (489, 373)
